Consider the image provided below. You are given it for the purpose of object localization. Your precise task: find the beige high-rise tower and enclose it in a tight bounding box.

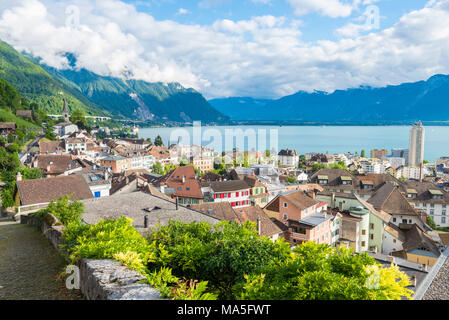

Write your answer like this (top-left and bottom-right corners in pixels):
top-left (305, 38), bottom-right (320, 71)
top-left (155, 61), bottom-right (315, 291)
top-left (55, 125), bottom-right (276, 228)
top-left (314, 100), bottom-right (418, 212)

top-left (409, 121), bottom-right (425, 167)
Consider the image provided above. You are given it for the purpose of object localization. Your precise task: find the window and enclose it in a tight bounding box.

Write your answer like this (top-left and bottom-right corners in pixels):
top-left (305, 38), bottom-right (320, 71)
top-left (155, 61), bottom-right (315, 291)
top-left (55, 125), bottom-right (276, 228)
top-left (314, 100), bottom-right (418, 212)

top-left (443, 204), bottom-right (447, 209)
top-left (430, 210), bottom-right (435, 216)
top-left (362, 230), bottom-right (366, 235)
top-left (393, 239), bottom-right (396, 243)
top-left (361, 241), bottom-right (366, 247)
top-left (393, 218), bottom-right (396, 222)
top-left (370, 223), bottom-right (374, 230)
top-left (402, 219), bottom-right (407, 224)
top-left (94, 191), bottom-right (101, 198)
top-left (443, 217), bottom-right (446, 224)
top-left (370, 234), bottom-right (374, 240)
top-left (283, 202), bottom-right (288, 208)
top-left (443, 211), bottom-right (446, 216)
top-left (283, 214), bottom-right (288, 220)
top-left (236, 192), bottom-right (239, 197)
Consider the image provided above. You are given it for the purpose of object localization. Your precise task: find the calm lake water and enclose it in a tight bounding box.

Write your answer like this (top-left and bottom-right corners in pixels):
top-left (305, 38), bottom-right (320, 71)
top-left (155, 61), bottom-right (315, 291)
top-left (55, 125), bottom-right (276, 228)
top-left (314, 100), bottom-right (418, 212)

top-left (139, 125), bottom-right (449, 162)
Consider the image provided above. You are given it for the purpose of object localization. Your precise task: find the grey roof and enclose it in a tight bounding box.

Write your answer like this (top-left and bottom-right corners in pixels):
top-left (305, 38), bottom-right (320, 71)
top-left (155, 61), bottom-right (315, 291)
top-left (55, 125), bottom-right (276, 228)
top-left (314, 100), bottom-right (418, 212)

top-left (415, 246), bottom-right (449, 300)
top-left (368, 252), bottom-right (429, 293)
top-left (298, 213), bottom-right (332, 227)
top-left (81, 192), bottom-right (220, 232)
top-left (101, 156), bottom-right (127, 161)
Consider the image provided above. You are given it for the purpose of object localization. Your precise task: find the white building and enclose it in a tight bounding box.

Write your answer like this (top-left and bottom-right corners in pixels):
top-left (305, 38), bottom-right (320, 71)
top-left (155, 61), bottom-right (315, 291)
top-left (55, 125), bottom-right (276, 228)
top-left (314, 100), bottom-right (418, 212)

top-left (404, 182), bottom-right (449, 228)
top-left (204, 180), bottom-right (252, 209)
top-left (278, 149), bottom-right (299, 167)
top-left (360, 159), bottom-right (390, 174)
top-left (383, 156), bottom-right (406, 169)
top-left (65, 138), bottom-right (87, 153)
top-left (409, 121), bottom-right (425, 167)
top-left (396, 166), bottom-right (430, 180)
top-left (53, 122), bottom-right (79, 138)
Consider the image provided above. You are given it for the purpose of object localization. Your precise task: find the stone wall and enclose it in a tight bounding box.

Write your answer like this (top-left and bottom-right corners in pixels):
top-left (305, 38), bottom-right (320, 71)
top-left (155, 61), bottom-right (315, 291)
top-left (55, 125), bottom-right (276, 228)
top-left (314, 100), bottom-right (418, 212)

top-left (20, 214), bottom-right (163, 300)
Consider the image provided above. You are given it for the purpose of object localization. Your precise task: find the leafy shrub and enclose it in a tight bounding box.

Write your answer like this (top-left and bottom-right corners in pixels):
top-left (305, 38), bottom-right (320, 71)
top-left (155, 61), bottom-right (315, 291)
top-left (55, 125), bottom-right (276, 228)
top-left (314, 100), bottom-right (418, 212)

top-left (65, 217), bottom-right (155, 264)
top-left (236, 244), bottom-right (413, 300)
top-left (39, 195), bottom-right (84, 226)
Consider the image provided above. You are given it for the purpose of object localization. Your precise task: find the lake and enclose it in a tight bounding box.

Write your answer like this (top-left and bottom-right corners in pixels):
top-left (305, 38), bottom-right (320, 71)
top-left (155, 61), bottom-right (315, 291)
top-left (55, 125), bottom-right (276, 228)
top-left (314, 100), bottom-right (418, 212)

top-left (139, 125), bottom-right (449, 162)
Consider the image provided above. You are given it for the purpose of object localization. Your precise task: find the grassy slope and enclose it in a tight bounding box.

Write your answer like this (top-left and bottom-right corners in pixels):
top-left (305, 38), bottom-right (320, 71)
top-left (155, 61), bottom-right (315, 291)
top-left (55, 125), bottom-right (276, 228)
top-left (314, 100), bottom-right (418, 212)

top-left (0, 40), bottom-right (108, 116)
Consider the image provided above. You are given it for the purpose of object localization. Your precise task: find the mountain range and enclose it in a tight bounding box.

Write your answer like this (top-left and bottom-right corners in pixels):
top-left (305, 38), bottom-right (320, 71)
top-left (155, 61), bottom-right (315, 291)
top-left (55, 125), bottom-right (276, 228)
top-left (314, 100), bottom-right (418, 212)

top-left (2, 36), bottom-right (449, 124)
top-left (0, 40), bottom-right (227, 123)
top-left (210, 75), bottom-right (449, 122)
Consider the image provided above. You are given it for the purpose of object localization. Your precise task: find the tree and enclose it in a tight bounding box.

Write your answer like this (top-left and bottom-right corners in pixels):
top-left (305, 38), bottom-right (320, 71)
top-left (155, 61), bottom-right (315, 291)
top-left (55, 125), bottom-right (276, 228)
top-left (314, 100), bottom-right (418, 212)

top-left (237, 243), bottom-right (413, 300)
top-left (154, 135), bottom-right (164, 147)
top-left (152, 162), bottom-right (164, 175)
top-left (39, 195), bottom-right (84, 226)
top-left (265, 150), bottom-right (271, 158)
top-left (361, 150), bottom-right (366, 158)
top-left (312, 163), bottom-right (328, 172)
top-left (70, 109), bottom-right (87, 129)
top-left (286, 176), bottom-right (297, 184)
top-left (20, 166), bottom-right (43, 180)
top-left (330, 161), bottom-right (348, 170)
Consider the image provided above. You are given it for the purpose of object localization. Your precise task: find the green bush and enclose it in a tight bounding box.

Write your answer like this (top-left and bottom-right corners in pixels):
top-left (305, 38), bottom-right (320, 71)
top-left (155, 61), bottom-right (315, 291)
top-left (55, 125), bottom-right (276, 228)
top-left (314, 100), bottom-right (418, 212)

top-left (55, 212), bottom-right (413, 301)
top-left (37, 195), bottom-right (84, 226)
top-left (147, 220), bottom-right (291, 299)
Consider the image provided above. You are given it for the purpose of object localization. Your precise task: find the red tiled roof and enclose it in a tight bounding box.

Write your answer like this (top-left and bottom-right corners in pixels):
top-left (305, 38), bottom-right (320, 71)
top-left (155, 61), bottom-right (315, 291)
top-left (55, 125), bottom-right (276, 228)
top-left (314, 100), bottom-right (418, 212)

top-left (165, 166), bottom-right (203, 199)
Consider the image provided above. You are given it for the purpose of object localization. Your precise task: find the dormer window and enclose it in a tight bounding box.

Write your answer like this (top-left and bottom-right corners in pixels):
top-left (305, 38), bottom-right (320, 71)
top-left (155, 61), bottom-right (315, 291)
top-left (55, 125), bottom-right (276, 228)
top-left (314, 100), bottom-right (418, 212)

top-left (341, 176), bottom-right (352, 185)
top-left (318, 175), bottom-right (328, 185)
top-left (407, 189), bottom-right (418, 199)
top-left (361, 180), bottom-right (374, 190)
top-left (429, 189), bottom-right (443, 200)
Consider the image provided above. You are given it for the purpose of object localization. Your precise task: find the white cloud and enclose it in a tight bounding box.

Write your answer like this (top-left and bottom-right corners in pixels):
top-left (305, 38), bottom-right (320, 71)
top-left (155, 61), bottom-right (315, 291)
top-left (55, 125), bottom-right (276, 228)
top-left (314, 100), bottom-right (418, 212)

top-left (0, 0), bottom-right (449, 101)
top-left (177, 8), bottom-right (190, 15)
top-left (287, 0), bottom-right (355, 18)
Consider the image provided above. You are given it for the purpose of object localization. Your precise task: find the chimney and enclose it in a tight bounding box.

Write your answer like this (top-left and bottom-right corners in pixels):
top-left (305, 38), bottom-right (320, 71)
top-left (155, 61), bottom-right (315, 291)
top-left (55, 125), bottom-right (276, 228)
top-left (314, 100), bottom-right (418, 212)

top-left (144, 215), bottom-right (149, 228)
top-left (257, 217), bottom-right (262, 236)
top-left (422, 264), bottom-right (428, 272)
top-left (176, 196), bottom-right (179, 210)
top-left (331, 192), bottom-right (336, 208)
top-left (339, 202), bottom-right (343, 212)
top-left (411, 276), bottom-right (417, 287)
top-left (16, 171), bottom-right (22, 182)
top-left (182, 176), bottom-right (186, 184)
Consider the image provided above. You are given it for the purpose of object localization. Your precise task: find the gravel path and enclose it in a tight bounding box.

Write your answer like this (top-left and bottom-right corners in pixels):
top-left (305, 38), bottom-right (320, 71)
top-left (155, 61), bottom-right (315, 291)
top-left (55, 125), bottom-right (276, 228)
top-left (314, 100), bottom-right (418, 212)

top-left (0, 218), bottom-right (83, 300)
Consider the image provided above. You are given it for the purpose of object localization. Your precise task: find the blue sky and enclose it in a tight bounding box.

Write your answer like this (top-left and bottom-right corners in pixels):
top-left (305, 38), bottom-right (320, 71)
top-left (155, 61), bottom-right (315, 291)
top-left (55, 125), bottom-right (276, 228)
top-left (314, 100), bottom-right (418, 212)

top-left (124, 0), bottom-right (428, 41)
top-left (0, 0), bottom-right (448, 99)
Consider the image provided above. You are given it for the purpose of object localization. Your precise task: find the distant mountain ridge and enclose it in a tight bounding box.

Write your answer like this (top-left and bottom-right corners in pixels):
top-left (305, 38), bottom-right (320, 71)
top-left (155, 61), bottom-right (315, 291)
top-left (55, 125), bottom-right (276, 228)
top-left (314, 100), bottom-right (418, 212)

top-left (0, 39), bottom-right (227, 123)
top-left (210, 74), bottom-right (449, 122)
top-left (43, 65), bottom-right (228, 123)
top-left (0, 40), bottom-right (107, 116)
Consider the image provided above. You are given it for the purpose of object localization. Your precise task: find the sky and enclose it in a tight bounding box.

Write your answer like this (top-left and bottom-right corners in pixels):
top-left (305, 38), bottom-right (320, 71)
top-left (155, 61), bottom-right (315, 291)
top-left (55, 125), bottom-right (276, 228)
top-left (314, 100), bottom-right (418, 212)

top-left (0, 0), bottom-right (448, 100)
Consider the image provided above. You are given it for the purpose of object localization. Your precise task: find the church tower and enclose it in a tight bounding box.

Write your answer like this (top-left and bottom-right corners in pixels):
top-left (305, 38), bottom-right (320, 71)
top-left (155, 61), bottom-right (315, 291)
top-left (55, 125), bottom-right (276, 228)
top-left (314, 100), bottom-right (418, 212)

top-left (62, 98), bottom-right (70, 123)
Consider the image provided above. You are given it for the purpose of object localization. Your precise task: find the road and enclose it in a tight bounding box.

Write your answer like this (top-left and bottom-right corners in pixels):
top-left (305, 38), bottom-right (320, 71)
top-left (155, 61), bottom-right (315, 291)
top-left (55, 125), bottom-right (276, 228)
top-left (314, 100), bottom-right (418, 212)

top-left (0, 218), bottom-right (83, 300)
